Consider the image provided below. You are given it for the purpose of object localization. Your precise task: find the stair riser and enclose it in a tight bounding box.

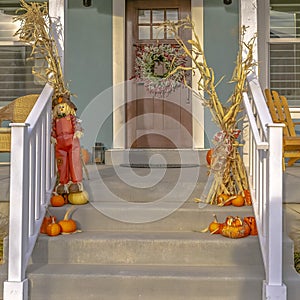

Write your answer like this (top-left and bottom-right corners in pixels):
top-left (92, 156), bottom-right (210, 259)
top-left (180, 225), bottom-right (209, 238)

top-left (27, 275), bottom-right (263, 300)
top-left (31, 236), bottom-right (263, 266)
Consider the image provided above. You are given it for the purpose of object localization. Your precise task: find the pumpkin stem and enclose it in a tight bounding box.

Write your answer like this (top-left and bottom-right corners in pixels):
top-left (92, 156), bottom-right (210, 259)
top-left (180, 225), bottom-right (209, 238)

top-left (213, 214), bottom-right (218, 223)
top-left (64, 206), bottom-right (77, 221)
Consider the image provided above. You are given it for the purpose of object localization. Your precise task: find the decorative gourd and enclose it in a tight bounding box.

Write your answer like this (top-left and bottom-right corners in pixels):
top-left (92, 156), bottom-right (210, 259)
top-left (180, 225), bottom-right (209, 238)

top-left (221, 216), bottom-right (250, 239)
top-left (68, 190), bottom-right (89, 205)
top-left (40, 214), bottom-right (57, 234)
top-left (217, 194), bottom-right (231, 206)
top-left (244, 216), bottom-right (258, 236)
top-left (58, 207), bottom-right (77, 233)
top-left (231, 195), bottom-right (244, 207)
top-left (46, 216), bottom-right (61, 236)
top-left (206, 149), bottom-right (213, 165)
top-left (208, 214), bottom-right (222, 234)
top-left (243, 190), bottom-right (252, 206)
top-left (50, 194), bottom-right (65, 207)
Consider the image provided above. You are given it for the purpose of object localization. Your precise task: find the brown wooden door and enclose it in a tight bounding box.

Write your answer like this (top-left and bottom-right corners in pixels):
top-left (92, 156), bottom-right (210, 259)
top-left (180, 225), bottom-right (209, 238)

top-left (126, 0), bottom-right (192, 148)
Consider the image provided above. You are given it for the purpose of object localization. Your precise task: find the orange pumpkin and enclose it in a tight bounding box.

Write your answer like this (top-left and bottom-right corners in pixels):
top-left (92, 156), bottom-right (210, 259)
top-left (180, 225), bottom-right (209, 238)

top-left (221, 216), bottom-right (250, 239)
top-left (208, 214), bottom-right (222, 234)
top-left (40, 215), bottom-right (57, 234)
top-left (243, 190), bottom-right (252, 206)
top-left (244, 216), bottom-right (258, 236)
top-left (217, 194), bottom-right (231, 206)
top-left (231, 195), bottom-right (244, 207)
top-left (46, 216), bottom-right (61, 236)
top-left (58, 207), bottom-right (77, 233)
top-left (50, 194), bottom-right (65, 207)
top-left (206, 149), bottom-right (213, 165)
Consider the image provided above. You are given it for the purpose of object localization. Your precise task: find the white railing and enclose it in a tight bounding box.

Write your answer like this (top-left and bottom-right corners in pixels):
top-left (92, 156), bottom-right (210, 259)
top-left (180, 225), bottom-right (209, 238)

top-left (3, 84), bottom-right (56, 300)
top-left (243, 73), bottom-right (287, 299)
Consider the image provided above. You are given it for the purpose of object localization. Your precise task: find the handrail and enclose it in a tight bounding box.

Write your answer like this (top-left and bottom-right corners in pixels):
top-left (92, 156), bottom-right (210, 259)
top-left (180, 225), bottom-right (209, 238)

top-left (243, 74), bottom-right (287, 299)
top-left (3, 83), bottom-right (56, 300)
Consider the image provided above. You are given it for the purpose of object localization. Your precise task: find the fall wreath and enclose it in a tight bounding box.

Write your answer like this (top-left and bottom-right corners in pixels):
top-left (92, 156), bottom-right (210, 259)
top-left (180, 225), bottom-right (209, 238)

top-left (134, 44), bottom-right (187, 97)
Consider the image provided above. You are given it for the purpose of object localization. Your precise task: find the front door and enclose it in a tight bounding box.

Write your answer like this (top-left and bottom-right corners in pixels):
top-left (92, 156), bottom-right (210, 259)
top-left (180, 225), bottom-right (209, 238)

top-left (126, 0), bottom-right (192, 148)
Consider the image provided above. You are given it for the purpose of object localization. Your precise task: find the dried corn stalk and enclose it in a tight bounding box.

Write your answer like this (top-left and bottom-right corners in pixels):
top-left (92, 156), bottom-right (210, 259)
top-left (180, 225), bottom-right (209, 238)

top-left (14, 0), bottom-right (68, 98)
top-left (165, 16), bottom-right (256, 204)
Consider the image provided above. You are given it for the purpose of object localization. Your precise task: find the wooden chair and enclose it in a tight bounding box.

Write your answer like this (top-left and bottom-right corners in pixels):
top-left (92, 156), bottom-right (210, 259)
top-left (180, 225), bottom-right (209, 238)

top-left (0, 94), bottom-right (39, 152)
top-left (265, 89), bottom-right (300, 168)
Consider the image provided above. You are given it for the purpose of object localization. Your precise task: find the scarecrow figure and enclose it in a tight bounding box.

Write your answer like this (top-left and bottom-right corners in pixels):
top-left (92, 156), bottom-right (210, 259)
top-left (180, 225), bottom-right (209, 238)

top-left (51, 94), bottom-right (83, 195)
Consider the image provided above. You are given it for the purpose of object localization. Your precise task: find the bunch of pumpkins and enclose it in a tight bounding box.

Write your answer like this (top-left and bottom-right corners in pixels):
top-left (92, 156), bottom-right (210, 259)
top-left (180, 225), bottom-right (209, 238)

top-left (208, 214), bottom-right (258, 239)
top-left (40, 192), bottom-right (88, 237)
top-left (40, 207), bottom-right (77, 236)
top-left (216, 190), bottom-right (252, 207)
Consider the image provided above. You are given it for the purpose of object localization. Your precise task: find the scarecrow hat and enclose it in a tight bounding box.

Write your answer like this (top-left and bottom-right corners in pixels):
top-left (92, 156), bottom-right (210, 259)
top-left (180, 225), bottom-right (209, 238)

top-left (52, 93), bottom-right (77, 111)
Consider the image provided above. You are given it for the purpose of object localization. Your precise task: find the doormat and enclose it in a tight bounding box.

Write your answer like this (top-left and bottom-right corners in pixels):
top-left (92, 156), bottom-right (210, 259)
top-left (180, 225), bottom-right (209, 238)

top-left (120, 163), bottom-right (200, 168)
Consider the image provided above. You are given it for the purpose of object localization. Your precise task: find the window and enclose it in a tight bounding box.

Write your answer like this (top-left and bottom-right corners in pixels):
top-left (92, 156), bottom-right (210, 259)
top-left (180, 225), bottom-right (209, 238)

top-left (269, 1), bottom-right (300, 106)
top-left (138, 9), bottom-right (178, 40)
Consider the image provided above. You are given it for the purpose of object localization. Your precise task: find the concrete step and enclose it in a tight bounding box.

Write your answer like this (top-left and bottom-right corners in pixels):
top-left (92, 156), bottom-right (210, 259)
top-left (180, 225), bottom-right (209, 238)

top-left (31, 230), bottom-right (263, 266)
top-left (26, 264), bottom-right (264, 300)
top-left (48, 203), bottom-right (255, 232)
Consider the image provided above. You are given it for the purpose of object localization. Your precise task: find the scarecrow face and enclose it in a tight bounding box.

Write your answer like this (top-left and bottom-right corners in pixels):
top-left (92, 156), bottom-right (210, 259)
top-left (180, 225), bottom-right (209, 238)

top-left (55, 103), bottom-right (70, 117)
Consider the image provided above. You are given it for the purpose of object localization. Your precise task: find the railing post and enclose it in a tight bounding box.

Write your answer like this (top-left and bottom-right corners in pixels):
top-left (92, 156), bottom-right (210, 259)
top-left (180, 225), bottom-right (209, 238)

top-left (263, 123), bottom-right (287, 300)
top-left (3, 123), bottom-right (30, 300)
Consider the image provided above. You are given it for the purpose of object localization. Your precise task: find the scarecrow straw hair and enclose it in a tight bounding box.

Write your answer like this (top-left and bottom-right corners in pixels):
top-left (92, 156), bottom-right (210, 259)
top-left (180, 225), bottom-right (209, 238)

top-left (165, 17), bottom-right (256, 204)
top-left (14, 0), bottom-right (68, 97)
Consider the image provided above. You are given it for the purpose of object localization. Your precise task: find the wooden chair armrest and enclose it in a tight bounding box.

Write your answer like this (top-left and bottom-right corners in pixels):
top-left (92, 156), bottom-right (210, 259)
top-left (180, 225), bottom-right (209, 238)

top-left (0, 128), bottom-right (11, 133)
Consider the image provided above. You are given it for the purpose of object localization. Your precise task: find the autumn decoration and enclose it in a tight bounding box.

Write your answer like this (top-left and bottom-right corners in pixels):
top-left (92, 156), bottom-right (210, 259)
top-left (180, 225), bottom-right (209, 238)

top-left (221, 216), bottom-right (251, 239)
top-left (14, 0), bottom-right (67, 97)
top-left (165, 17), bottom-right (256, 205)
top-left (68, 190), bottom-right (89, 205)
top-left (46, 216), bottom-right (61, 237)
top-left (202, 214), bottom-right (258, 238)
top-left (14, 0), bottom-right (88, 199)
top-left (133, 44), bottom-right (187, 97)
top-left (50, 193), bottom-right (65, 207)
top-left (58, 207), bottom-right (78, 234)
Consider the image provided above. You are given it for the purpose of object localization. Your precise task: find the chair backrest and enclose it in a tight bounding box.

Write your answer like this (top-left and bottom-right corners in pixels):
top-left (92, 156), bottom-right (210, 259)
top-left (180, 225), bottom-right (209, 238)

top-left (265, 89), bottom-right (296, 137)
top-left (0, 94), bottom-right (39, 125)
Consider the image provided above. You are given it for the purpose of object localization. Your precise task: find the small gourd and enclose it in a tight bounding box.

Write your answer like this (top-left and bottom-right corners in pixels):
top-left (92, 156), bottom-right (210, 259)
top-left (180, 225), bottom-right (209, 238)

top-left (58, 207), bottom-right (77, 233)
top-left (46, 216), bottom-right (61, 236)
top-left (244, 216), bottom-right (258, 236)
top-left (68, 190), bottom-right (89, 205)
top-left (221, 216), bottom-right (250, 239)
top-left (217, 194), bottom-right (231, 206)
top-left (208, 214), bottom-right (222, 234)
top-left (40, 210), bottom-right (57, 234)
top-left (50, 193), bottom-right (65, 207)
top-left (206, 149), bottom-right (213, 165)
top-left (243, 190), bottom-right (252, 206)
top-left (231, 195), bottom-right (244, 207)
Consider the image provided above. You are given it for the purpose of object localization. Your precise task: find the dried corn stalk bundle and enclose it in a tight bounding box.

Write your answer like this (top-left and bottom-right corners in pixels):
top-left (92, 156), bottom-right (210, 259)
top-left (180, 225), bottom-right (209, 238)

top-left (165, 17), bottom-right (256, 205)
top-left (14, 0), bottom-right (68, 98)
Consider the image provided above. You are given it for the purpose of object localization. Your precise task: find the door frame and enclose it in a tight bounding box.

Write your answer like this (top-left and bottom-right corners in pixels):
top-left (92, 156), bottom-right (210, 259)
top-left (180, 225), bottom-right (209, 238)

top-left (112, 0), bottom-right (204, 149)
